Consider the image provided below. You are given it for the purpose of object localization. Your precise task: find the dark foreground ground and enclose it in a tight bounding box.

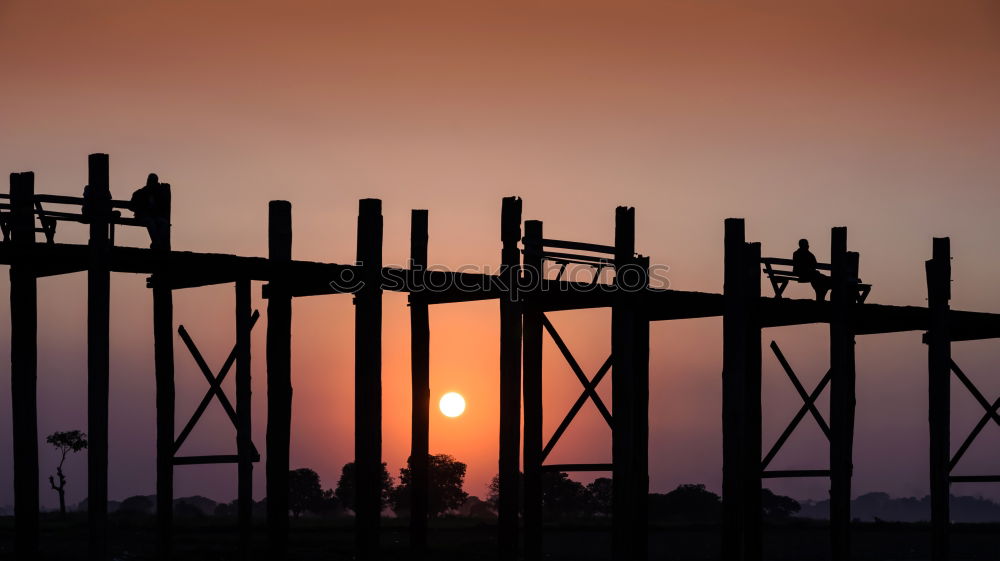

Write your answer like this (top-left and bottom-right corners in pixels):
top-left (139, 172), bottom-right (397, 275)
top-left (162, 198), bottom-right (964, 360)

top-left (2, 515), bottom-right (999, 560)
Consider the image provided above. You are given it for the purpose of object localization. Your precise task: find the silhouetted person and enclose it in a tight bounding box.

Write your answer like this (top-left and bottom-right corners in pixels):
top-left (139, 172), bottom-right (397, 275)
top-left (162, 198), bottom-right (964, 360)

top-left (130, 173), bottom-right (169, 249)
top-left (793, 239), bottom-right (830, 301)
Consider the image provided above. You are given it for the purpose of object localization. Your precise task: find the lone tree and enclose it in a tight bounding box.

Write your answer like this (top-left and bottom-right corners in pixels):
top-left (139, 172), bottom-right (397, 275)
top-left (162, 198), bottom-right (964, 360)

top-left (393, 454), bottom-right (470, 517)
top-left (288, 468), bottom-right (324, 518)
top-left (46, 430), bottom-right (88, 515)
top-left (335, 462), bottom-right (394, 513)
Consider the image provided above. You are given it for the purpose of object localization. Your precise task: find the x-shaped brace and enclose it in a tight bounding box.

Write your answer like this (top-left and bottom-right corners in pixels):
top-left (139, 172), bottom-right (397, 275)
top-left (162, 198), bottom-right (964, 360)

top-left (949, 360), bottom-right (1000, 470)
top-left (762, 341), bottom-right (832, 470)
top-left (539, 314), bottom-right (613, 463)
top-left (174, 310), bottom-right (261, 458)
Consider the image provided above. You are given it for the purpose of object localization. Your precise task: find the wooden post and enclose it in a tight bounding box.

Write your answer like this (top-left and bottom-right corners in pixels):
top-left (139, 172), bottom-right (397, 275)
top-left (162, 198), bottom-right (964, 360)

top-left (721, 218), bottom-right (746, 561)
top-left (927, 237), bottom-right (951, 561)
top-left (742, 242), bottom-right (762, 561)
top-left (498, 196), bottom-right (522, 560)
top-left (612, 206), bottom-right (639, 561)
top-left (10, 171), bottom-right (39, 560)
top-left (152, 182), bottom-right (174, 560)
top-left (355, 198), bottom-right (383, 560)
top-left (409, 209), bottom-right (430, 556)
top-left (631, 253), bottom-right (651, 561)
top-left (86, 153), bottom-right (112, 561)
top-left (236, 278), bottom-right (253, 557)
top-left (522, 220), bottom-right (544, 561)
top-left (829, 227), bottom-right (857, 561)
top-left (266, 200), bottom-right (292, 559)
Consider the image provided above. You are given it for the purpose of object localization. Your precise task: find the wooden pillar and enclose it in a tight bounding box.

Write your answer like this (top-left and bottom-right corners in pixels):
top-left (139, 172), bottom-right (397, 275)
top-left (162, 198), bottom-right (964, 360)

top-left (355, 198), bottom-right (383, 560)
top-left (721, 218), bottom-right (747, 561)
top-left (742, 242), bottom-right (762, 561)
top-left (236, 278), bottom-right (253, 557)
top-left (522, 220), bottom-right (544, 561)
top-left (612, 206), bottom-right (641, 561)
top-left (927, 237), bottom-right (951, 561)
top-left (498, 196), bottom-right (522, 560)
top-left (85, 153), bottom-right (112, 561)
top-left (829, 227), bottom-right (857, 561)
top-left (151, 183), bottom-right (174, 560)
top-left (631, 253), bottom-right (651, 561)
top-left (266, 200), bottom-right (292, 559)
top-left (10, 171), bottom-right (39, 560)
top-left (409, 209), bottom-right (430, 556)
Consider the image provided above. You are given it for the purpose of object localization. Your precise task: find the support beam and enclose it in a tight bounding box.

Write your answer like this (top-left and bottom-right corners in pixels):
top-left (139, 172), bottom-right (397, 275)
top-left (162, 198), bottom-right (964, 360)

top-left (409, 209), bottom-right (430, 556)
top-left (86, 153), bottom-right (112, 561)
top-left (829, 227), bottom-right (857, 561)
top-left (266, 201), bottom-right (293, 559)
top-left (721, 219), bottom-right (762, 561)
top-left (498, 196), bottom-right (522, 560)
top-left (236, 278), bottom-right (253, 558)
top-left (10, 171), bottom-right (39, 560)
top-left (612, 206), bottom-right (648, 561)
top-left (152, 183), bottom-right (174, 560)
top-left (742, 242), bottom-right (762, 561)
top-left (522, 220), bottom-right (544, 561)
top-left (355, 199), bottom-right (383, 560)
top-left (722, 218), bottom-right (746, 561)
top-left (927, 237), bottom-right (951, 561)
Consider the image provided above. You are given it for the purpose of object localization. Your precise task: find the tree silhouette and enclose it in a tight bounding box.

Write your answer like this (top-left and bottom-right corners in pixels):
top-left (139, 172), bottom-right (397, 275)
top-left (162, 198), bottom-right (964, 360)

top-left (335, 462), bottom-right (394, 513)
top-left (761, 487), bottom-right (801, 520)
top-left (393, 454), bottom-right (470, 517)
top-left (587, 477), bottom-right (613, 516)
top-left (288, 468), bottom-right (324, 518)
top-left (541, 471), bottom-right (590, 518)
top-left (649, 484), bottom-right (721, 523)
top-left (45, 430), bottom-right (88, 515)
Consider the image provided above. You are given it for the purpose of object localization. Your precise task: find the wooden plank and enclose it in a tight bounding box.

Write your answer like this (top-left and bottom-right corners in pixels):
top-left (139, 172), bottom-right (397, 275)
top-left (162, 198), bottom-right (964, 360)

top-left (236, 278), bottom-right (253, 558)
top-left (173, 455), bottom-right (241, 465)
top-left (10, 171), bottom-right (39, 560)
top-left (86, 153), bottom-right (111, 561)
top-left (355, 199), bottom-right (383, 560)
top-left (522, 220), bottom-right (544, 561)
top-left (927, 237), bottom-right (951, 561)
top-left (265, 201), bottom-right (293, 558)
top-left (498, 196), bottom-right (522, 561)
top-left (409, 210), bottom-right (430, 556)
top-left (829, 228), bottom-right (857, 561)
top-left (151, 183), bottom-right (175, 560)
top-left (539, 238), bottom-right (615, 255)
top-left (540, 463), bottom-right (614, 472)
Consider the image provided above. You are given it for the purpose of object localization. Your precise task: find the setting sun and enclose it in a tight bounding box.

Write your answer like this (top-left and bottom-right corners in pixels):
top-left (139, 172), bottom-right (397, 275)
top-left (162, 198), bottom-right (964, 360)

top-left (439, 392), bottom-right (466, 418)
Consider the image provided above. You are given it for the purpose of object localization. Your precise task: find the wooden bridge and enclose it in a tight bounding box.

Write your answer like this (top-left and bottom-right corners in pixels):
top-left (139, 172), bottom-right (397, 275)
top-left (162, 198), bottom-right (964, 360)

top-left (4, 154), bottom-right (999, 560)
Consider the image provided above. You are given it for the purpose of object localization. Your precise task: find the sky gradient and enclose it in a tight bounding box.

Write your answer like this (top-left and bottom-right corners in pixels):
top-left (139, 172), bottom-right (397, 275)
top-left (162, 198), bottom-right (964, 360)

top-left (1, 0), bottom-right (999, 509)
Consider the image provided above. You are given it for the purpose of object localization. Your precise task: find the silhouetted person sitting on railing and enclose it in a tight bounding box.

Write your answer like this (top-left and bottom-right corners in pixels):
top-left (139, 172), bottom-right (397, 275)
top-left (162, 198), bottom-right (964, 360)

top-left (130, 173), bottom-right (170, 249)
top-left (793, 239), bottom-right (830, 301)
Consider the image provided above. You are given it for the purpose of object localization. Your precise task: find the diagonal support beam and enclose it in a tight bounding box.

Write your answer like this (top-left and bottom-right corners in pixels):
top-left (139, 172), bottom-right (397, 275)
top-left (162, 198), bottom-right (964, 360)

top-left (174, 310), bottom-right (260, 455)
top-left (951, 360), bottom-right (1000, 426)
top-left (762, 366), bottom-right (832, 470)
top-left (770, 341), bottom-right (831, 438)
top-left (949, 360), bottom-right (1000, 471)
top-left (541, 355), bottom-right (613, 463)
top-left (540, 314), bottom-right (613, 425)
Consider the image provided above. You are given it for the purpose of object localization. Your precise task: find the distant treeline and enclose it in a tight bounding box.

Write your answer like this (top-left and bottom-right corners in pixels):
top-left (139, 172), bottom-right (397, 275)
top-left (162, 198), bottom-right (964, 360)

top-left (799, 492), bottom-right (1000, 523)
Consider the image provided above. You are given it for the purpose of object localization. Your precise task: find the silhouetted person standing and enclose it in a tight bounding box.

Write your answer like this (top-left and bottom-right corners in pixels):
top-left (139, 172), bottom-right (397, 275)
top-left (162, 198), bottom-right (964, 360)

top-left (130, 173), bottom-right (170, 249)
top-left (793, 238), bottom-right (830, 301)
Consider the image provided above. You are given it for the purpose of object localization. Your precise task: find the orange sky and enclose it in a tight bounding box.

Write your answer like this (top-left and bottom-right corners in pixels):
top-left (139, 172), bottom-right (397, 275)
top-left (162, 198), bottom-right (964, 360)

top-left (1, 0), bottom-right (1000, 509)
